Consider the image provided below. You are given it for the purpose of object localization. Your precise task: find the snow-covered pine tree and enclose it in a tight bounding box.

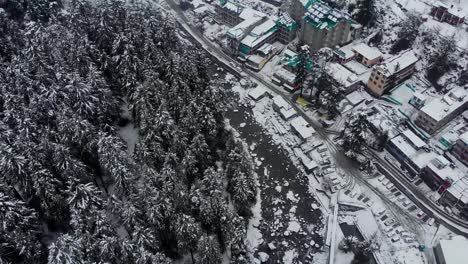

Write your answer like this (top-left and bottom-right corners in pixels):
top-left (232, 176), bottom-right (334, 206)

top-left (197, 235), bottom-right (222, 264)
top-left (340, 110), bottom-right (370, 159)
top-left (294, 43), bottom-right (310, 97)
top-left (390, 14), bottom-right (422, 54)
top-left (0, 186), bottom-right (44, 263)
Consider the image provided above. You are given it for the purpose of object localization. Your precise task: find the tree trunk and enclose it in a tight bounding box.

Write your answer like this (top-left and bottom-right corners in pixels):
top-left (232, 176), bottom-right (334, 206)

top-left (190, 249), bottom-right (196, 264)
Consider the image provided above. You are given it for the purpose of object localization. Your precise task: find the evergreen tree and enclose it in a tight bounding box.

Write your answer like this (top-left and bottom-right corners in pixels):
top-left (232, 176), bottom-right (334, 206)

top-left (0, 186), bottom-right (44, 263)
top-left (390, 14), bottom-right (422, 54)
top-left (294, 44), bottom-right (310, 97)
top-left (426, 35), bottom-right (457, 90)
top-left (340, 111), bottom-right (370, 159)
top-left (352, 0), bottom-right (376, 27)
top-left (197, 235), bottom-right (222, 264)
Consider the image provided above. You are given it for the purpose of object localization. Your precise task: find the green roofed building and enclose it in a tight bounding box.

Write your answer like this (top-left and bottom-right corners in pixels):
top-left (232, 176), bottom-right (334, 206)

top-left (217, 0), bottom-right (299, 56)
top-left (276, 12), bottom-right (298, 44)
top-left (285, 55), bottom-right (314, 72)
top-left (289, 0), bottom-right (362, 52)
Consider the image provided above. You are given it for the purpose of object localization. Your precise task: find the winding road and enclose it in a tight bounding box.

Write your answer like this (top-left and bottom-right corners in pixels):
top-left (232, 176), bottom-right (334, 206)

top-left (162, 0), bottom-right (468, 237)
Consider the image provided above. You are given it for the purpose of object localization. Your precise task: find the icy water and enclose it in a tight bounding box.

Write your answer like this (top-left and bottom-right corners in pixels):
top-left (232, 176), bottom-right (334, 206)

top-left (225, 98), bottom-right (324, 262)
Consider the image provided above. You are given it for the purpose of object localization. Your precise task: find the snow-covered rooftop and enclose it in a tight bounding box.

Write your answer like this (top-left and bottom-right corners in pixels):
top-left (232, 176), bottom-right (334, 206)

top-left (273, 95), bottom-right (290, 109)
top-left (257, 43), bottom-right (275, 56)
top-left (248, 86), bottom-right (268, 101)
top-left (459, 131), bottom-right (468, 145)
top-left (241, 19), bottom-right (277, 48)
top-left (446, 177), bottom-right (468, 204)
top-left (390, 133), bottom-right (436, 169)
top-left (402, 130), bottom-right (426, 149)
top-left (247, 54), bottom-right (265, 64)
top-left (346, 90), bottom-right (365, 106)
top-left (290, 116), bottom-right (315, 140)
top-left (352, 43), bottom-right (383, 60)
top-left (335, 42), bottom-right (357, 60)
top-left (303, 0), bottom-right (356, 30)
top-left (220, 0), bottom-right (243, 14)
top-left (427, 155), bottom-right (466, 182)
top-left (437, 236), bottom-right (468, 264)
top-left (420, 88), bottom-right (467, 122)
top-left (224, 3), bottom-right (267, 40)
top-left (379, 50), bottom-right (418, 76)
top-left (227, 15), bottom-right (264, 39)
top-left (433, 1), bottom-right (466, 18)
top-left (326, 63), bottom-right (359, 89)
top-left (274, 68), bottom-right (296, 84)
top-left (276, 12), bottom-right (297, 31)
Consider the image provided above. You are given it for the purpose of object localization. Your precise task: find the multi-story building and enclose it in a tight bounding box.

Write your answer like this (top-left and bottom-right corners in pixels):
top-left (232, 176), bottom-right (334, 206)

top-left (434, 236), bottom-right (468, 264)
top-left (431, 2), bottom-right (465, 25)
top-left (217, 1), bottom-right (297, 57)
top-left (351, 43), bottom-right (383, 67)
top-left (276, 12), bottom-right (298, 44)
top-left (439, 176), bottom-right (468, 220)
top-left (214, 0), bottom-right (245, 26)
top-left (452, 131), bottom-right (468, 166)
top-left (289, 0), bottom-right (362, 53)
top-left (367, 50), bottom-right (418, 96)
top-left (434, 151), bottom-right (468, 220)
top-left (414, 88), bottom-right (467, 135)
top-left (386, 130), bottom-right (436, 178)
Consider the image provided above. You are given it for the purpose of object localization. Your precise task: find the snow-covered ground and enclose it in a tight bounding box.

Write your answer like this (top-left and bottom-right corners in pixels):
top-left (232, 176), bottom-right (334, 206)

top-left (225, 72), bottom-right (457, 263)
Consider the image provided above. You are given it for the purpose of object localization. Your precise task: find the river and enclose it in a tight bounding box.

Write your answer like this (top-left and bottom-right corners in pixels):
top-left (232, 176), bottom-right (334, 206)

top-left (222, 78), bottom-right (325, 262)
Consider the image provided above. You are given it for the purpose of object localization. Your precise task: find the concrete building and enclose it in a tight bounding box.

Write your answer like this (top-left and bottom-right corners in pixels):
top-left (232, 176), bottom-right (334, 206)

top-left (421, 155), bottom-right (466, 193)
top-left (237, 19), bottom-right (278, 57)
top-left (326, 62), bottom-right (361, 93)
top-left (439, 176), bottom-right (468, 220)
top-left (216, 1), bottom-right (297, 57)
top-left (414, 88), bottom-right (467, 135)
top-left (367, 50), bottom-right (418, 96)
top-left (386, 130), bottom-right (436, 178)
top-left (276, 12), bottom-right (298, 44)
top-left (245, 43), bottom-right (278, 71)
top-left (452, 131), bottom-right (468, 166)
top-left (351, 43), bottom-right (383, 66)
top-left (431, 1), bottom-right (465, 25)
top-left (334, 42), bottom-right (357, 64)
top-left (289, 0), bottom-right (362, 52)
top-left (434, 236), bottom-right (468, 264)
top-left (215, 0), bottom-right (245, 26)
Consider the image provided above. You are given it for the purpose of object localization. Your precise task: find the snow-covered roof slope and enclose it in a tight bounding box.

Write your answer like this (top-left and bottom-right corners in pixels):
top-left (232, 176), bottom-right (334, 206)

top-left (380, 50), bottom-right (418, 76)
top-left (427, 155), bottom-right (466, 181)
top-left (460, 131), bottom-right (468, 145)
top-left (241, 19), bottom-right (277, 48)
top-left (290, 116), bottom-right (315, 140)
top-left (352, 43), bottom-right (383, 60)
top-left (326, 63), bottom-right (359, 88)
top-left (248, 86), bottom-right (268, 101)
top-left (420, 88), bottom-right (467, 122)
top-left (276, 12), bottom-right (297, 31)
top-left (402, 130), bottom-right (426, 149)
top-left (227, 15), bottom-right (265, 39)
top-left (303, 0), bottom-right (357, 30)
top-left (437, 236), bottom-right (468, 264)
top-left (335, 42), bottom-right (357, 60)
top-left (273, 95), bottom-right (290, 109)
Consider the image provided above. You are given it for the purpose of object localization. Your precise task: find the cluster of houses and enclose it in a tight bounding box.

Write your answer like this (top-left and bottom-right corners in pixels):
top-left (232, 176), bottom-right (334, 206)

top-left (208, 0), bottom-right (468, 219)
top-left (214, 0), bottom-right (422, 99)
top-left (430, 1), bottom-right (465, 25)
top-left (371, 85), bottom-right (468, 219)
